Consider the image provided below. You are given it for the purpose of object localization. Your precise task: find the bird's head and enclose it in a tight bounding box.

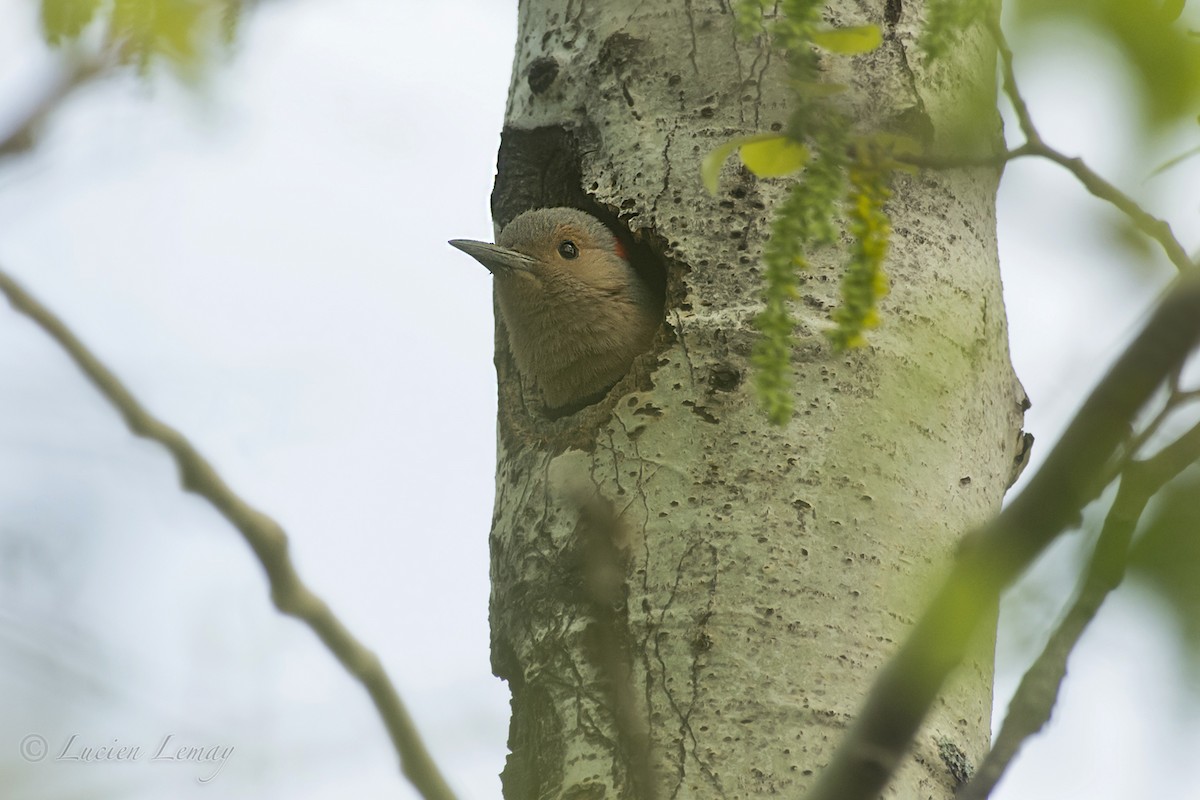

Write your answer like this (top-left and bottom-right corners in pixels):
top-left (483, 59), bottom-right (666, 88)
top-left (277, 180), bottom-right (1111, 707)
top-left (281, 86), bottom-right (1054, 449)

top-left (448, 207), bottom-right (659, 409)
top-left (449, 207), bottom-right (636, 298)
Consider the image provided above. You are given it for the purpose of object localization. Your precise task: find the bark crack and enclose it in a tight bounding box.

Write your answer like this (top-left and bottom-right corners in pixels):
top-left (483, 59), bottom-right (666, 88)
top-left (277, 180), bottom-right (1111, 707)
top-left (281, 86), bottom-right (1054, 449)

top-left (606, 429), bottom-right (626, 494)
top-left (671, 309), bottom-right (698, 387)
top-left (653, 127), bottom-right (677, 219)
top-left (741, 20), bottom-right (773, 130)
top-left (651, 541), bottom-right (725, 799)
top-left (890, 19), bottom-right (931, 137)
top-left (682, 0), bottom-right (701, 75)
top-left (752, 45), bottom-right (773, 130)
top-left (724, 2), bottom-right (747, 127)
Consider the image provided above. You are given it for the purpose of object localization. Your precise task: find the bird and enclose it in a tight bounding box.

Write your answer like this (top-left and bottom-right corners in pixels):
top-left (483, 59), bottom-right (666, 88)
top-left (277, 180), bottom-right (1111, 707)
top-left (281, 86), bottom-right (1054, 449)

top-left (449, 207), bottom-right (660, 410)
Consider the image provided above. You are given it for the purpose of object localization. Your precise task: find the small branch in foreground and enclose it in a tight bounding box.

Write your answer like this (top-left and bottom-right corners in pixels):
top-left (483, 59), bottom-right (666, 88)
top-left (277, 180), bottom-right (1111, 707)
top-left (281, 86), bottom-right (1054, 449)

top-left (986, 15), bottom-right (1039, 150)
top-left (912, 21), bottom-right (1195, 276)
top-left (803, 267), bottom-right (1200, 800)
top-left (1122, 364), bottom-right (1200, 467)
top-left (960, 417), bottom-right (1200, 800)
top-left (987, 18), bottom-right (1194, 274)
top-left (571, 489), bottom-right (658, 800)
top-left (0, 269), bottom-right (458, 800)
top-left (0, 56), bottom-right (108, 160)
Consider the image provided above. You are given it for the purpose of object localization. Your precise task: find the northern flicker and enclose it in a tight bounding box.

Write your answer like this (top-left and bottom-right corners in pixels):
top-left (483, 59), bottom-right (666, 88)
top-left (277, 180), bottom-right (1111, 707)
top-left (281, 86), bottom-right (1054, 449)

top-left (449, 207), bottom-right (660, 410)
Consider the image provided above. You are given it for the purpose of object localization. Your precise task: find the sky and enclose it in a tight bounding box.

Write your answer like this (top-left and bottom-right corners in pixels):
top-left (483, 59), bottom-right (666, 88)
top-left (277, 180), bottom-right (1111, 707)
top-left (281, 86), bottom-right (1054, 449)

top-left (1, 1), bottom-right (1199, 798)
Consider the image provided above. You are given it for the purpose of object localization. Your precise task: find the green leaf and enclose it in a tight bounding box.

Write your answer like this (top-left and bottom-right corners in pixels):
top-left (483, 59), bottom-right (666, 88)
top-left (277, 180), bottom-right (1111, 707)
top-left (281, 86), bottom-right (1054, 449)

top-left (219, 0), bottom-right (242, 44)
top-left (921, 0), bottom-right (993, 60)
top-left (703, 133), bottom-right (808, 194)
top-left (42, 0), bottom-right (239, 74)
top-left (739, 136), bottom-right (810, 178)
top-left (810, 25), bottom-right (883, 54)
top-left (1013, 0), bottom-right (1200, 128)
top-left (112, 0), bottom-right (211, 69)
top-left (1160, 0), bottom-right (1185, 23)
top-left (734, 0), bottom-right (772, 39)
top-left (41, 0), bottom-right (101, 44)
top-left (701, 139), bottom-right (743, 195)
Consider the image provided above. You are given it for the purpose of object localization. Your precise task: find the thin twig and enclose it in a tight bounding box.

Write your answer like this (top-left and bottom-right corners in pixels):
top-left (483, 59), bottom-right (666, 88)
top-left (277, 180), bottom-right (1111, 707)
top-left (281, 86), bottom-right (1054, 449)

top-left (1032, 145), bottom-right (1193, 272)
top-left (803, 267), bottom-right (1200, 800)
top-left (911, 21), bottom-right (1195, 276)
top-left (0, 269), bottom-right (458, 800)
top-left (0, 56), bottom-right (108, 159)
top-left (988, 17), bottom-right (1194, 274)
top-left (1123, 364), bottom-right (1200, 465)
top-left (986, 15), bottom-right (1038, 148)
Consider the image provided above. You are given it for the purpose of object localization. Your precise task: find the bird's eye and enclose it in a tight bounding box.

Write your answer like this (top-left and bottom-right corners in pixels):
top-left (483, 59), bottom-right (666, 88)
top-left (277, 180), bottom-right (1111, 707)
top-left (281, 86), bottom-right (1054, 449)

top-left (557, 240), bottom-right (579, 260)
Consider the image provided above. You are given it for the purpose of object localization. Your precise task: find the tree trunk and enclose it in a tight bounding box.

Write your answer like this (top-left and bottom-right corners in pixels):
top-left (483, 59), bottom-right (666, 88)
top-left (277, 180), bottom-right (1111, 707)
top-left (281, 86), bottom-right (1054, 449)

top-left (487, 2), bottom-right (1026, 798)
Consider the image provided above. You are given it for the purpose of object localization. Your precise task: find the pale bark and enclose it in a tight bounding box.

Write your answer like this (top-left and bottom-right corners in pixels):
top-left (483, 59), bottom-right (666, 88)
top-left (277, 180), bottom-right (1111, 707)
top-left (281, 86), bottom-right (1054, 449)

top-left (488, 2), bottom-right (1026, 798)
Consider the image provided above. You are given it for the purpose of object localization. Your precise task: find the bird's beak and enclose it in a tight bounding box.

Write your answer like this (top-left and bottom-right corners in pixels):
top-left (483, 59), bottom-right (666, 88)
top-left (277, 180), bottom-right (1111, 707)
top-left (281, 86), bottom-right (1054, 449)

top-left (448, 239), bottom-right (538, 274)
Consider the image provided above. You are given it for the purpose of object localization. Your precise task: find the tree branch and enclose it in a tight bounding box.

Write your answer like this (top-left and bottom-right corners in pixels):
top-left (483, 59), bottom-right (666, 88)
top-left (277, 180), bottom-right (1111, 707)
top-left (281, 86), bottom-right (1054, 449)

top-left (988, 17), bottom-right (1194, 274)
top-left (0, 268), bottom-right (458, 800)
top-left (0, 56), bottom-right (108, 160)
top-left (804, 266), bottom-right (1200, 800)
top-left (909, 21), bottom-right (1195, 276)
top-left (571, 489), bottom-right (658, 800)
top-left (960, 415), bottom-right (1200, 800)
top-left (899, 144), bottom-right (1030, 172)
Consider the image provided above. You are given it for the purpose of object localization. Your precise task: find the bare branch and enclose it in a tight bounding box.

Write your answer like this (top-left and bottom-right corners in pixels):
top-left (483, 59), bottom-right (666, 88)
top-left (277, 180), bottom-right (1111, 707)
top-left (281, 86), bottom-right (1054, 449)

top-left (0, 268), bottom-right (458, 800)
top-left (1124, 366), bottom-right (1200, 464)
top-left (988, 18), bottom-right (1194, 274)
top-left (914, 19), bottom-right (1195, 276)
top-left (986, 15), bottom-right (1039, 150)
top-left (899, 144), bottom-right (1032, 172)
top-left (804, 267), bottom-right (1200, 800)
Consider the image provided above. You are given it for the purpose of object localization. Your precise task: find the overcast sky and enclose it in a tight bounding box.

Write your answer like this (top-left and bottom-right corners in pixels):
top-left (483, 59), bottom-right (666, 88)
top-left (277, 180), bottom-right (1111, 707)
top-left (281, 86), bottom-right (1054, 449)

top-left (2, 1), bottom-right (1199, 798)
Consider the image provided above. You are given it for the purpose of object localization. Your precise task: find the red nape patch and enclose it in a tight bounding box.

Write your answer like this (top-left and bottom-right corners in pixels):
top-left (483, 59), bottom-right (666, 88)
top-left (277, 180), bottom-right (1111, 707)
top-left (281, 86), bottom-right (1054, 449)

top-left (613, 238), bottom-right (628, 261)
